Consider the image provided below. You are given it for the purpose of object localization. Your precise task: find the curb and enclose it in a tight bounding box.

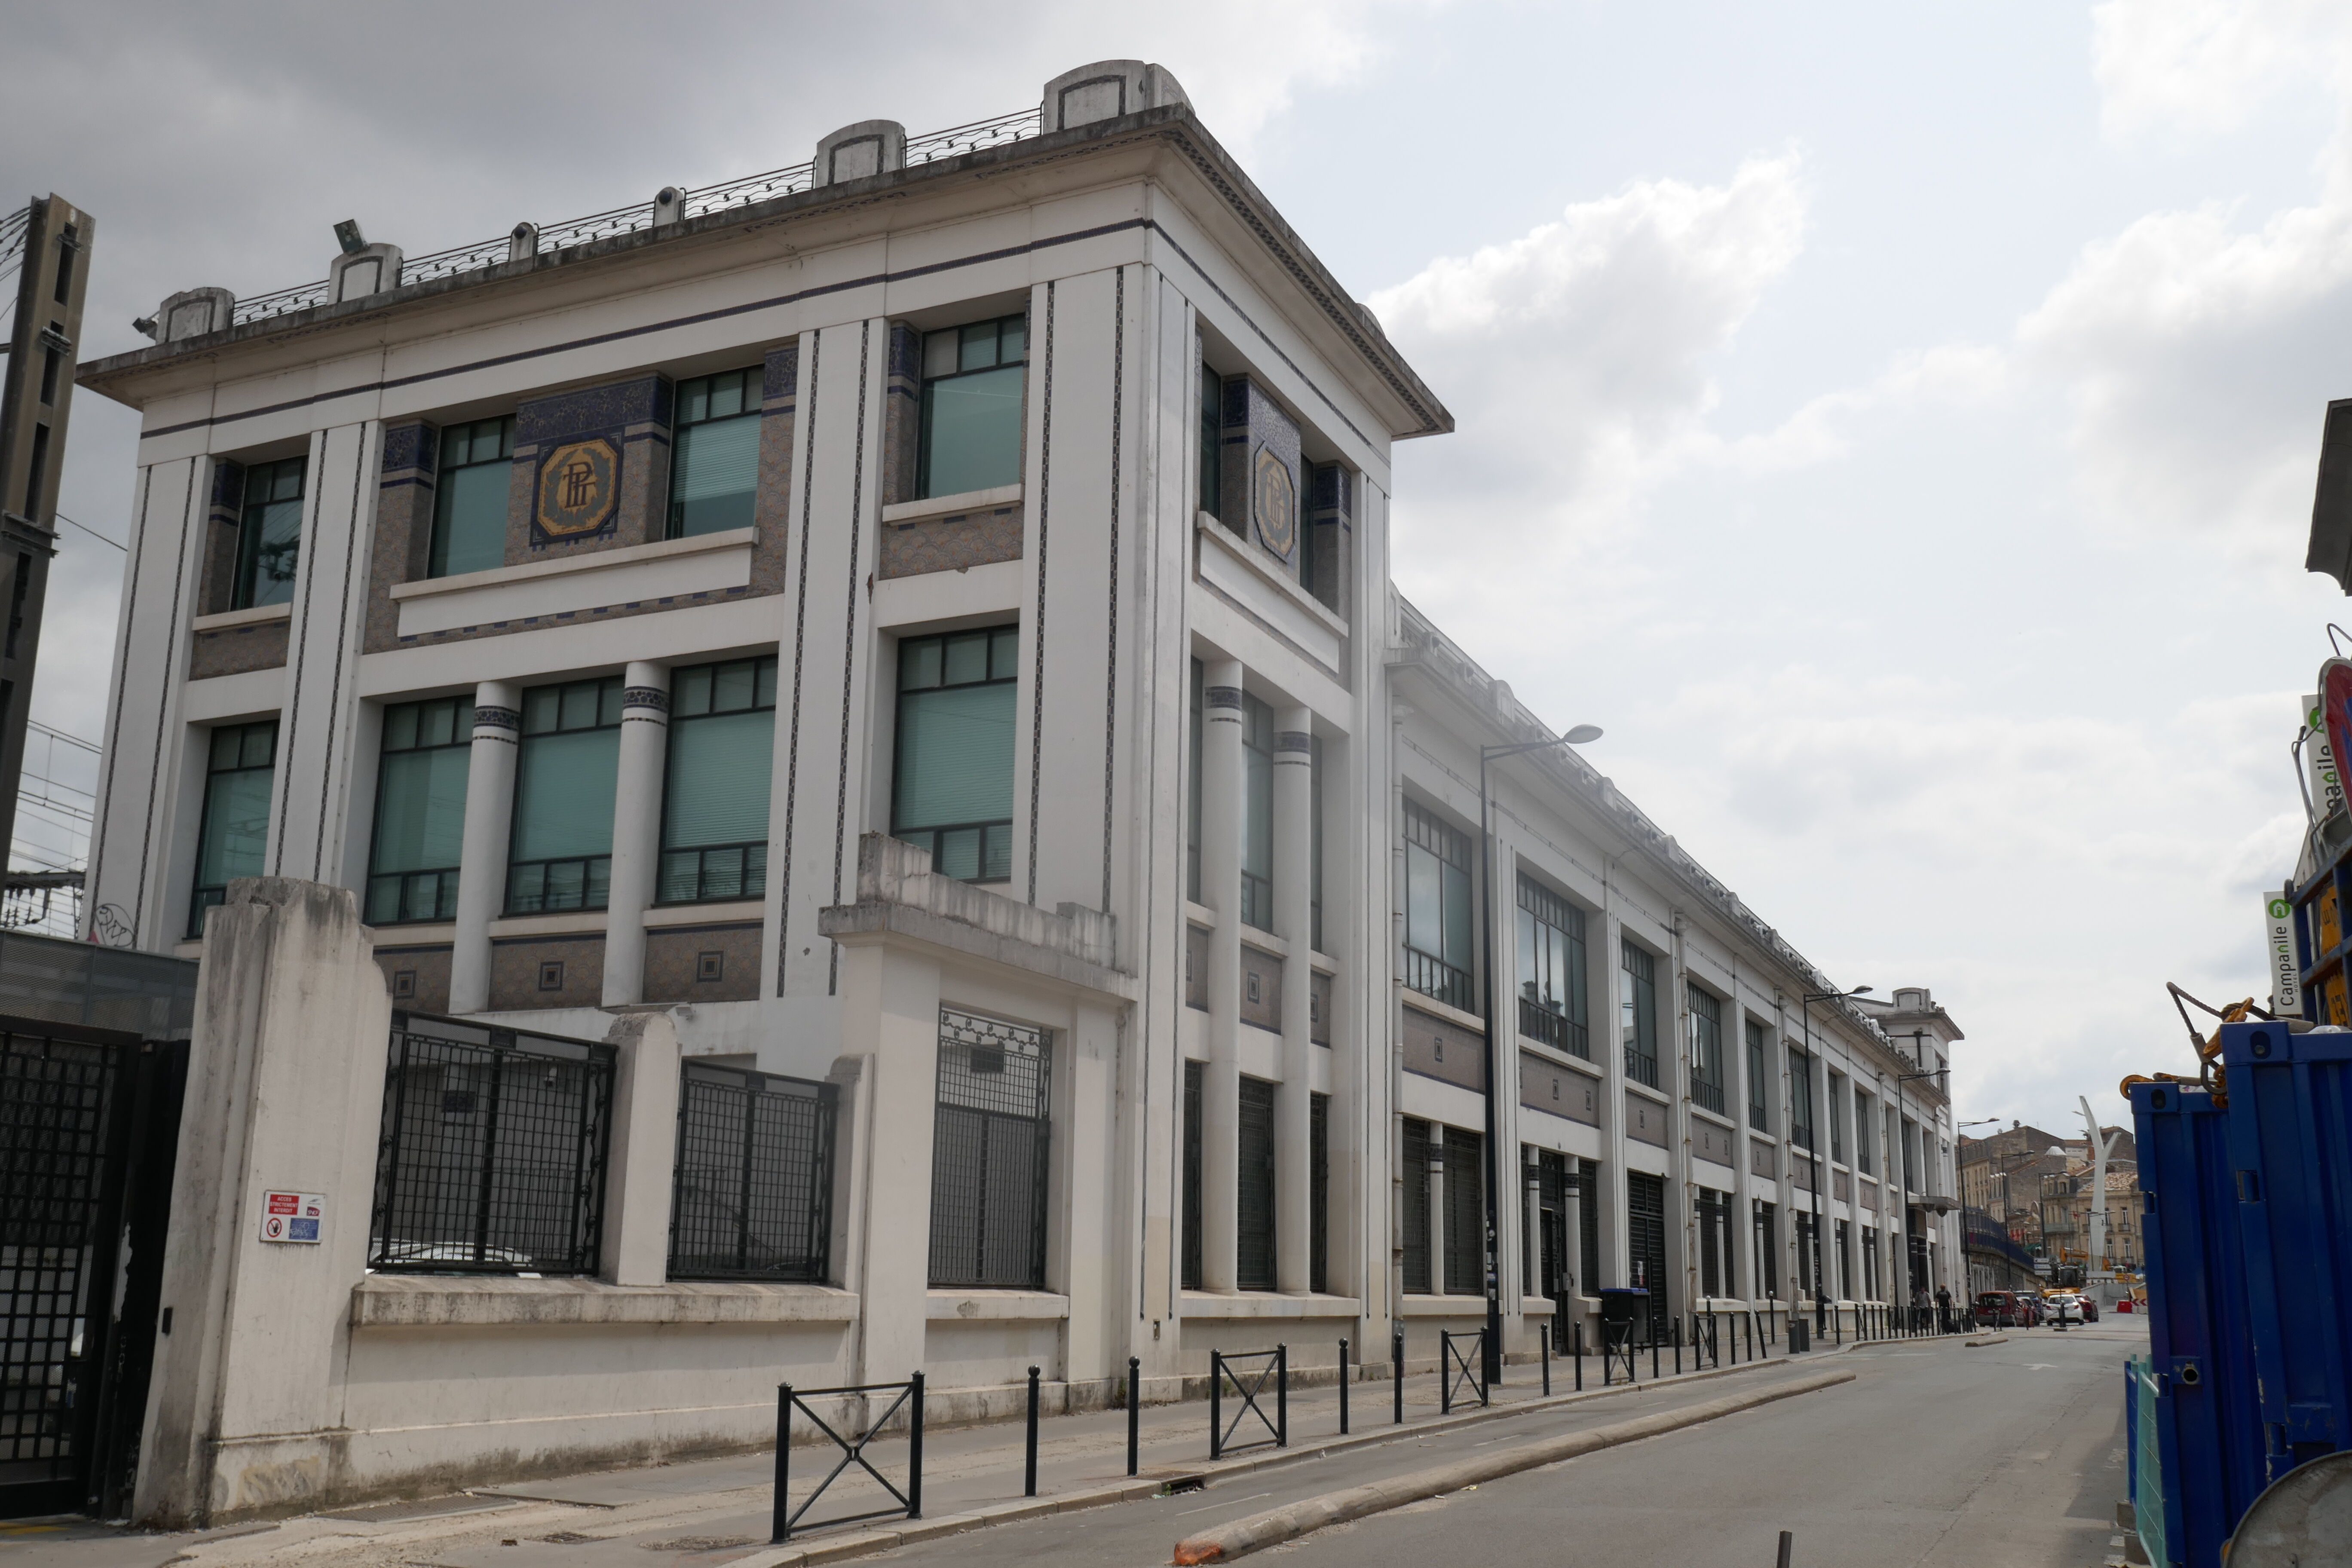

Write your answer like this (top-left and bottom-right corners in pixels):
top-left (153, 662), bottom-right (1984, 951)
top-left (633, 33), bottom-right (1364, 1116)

top-left (1169, 1366), bottom-right (1857, 1564)
top-left (1964, 1334), bottom-right (2009, 1348)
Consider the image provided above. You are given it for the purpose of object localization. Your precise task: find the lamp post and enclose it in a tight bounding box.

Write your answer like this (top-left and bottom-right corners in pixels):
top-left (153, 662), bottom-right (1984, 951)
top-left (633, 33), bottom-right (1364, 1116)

top-left (1801, 986), bottom-right (1871, 1337)
top-left (1955, 1116), bottom-right (2000, 1301)
top-left (1476, 724), bottom-right (1603, 1385)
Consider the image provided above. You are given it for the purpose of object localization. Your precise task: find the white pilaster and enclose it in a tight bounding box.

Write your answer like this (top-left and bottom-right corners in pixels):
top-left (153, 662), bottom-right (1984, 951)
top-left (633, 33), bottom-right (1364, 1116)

top-left (1272, 705), bottom-right (1314, 1293)
top-left (603, 661), bottom-right (671, 1006)
top-left (447, 682), bottom-right (518, 1014)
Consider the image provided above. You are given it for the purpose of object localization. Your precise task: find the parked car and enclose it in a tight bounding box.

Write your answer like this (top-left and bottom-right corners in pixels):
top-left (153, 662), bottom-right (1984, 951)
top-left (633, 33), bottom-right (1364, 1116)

top-left (1975, 1290), bottom-right (2027, 1327)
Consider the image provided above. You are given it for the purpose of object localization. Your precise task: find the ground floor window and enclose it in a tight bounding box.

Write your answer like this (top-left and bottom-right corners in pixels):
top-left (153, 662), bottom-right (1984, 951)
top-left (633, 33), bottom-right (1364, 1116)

top-left (1627, 1171), bottom-right (1667, 1326)
top-left (1835, 1218), bottom-right (1852, 1301)
top-left (1753, 1199), bottom-right (1779, 1298)
top-left (1695, 1186), bottom-right (1731, 1298)
top-left (1182, 1060), bottom-right (1203, 1290)
top-left (1443, 1126), bottom-right (1482, 1296)
top-left (1401, 1118), bottom-right (1432, 1293)
top-left (1863, 1225), bottom-right (1880, 1301)
top-left (928, 1009), bottom-right (1050, 1289)
top-left (1310, 1091), bottom-right (1330, 1294)
top-left (1237, 1076), bottom-right (1276, 1290)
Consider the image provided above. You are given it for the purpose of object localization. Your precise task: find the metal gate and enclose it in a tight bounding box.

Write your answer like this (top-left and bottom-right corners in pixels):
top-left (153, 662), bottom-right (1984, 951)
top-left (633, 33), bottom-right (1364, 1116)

top-left (0, 1017), bottom-right (185, 1520)
top-left (1627, 1171), bottom-right (1668, 1338)
top-left (1533, 1150), bottom-right (1572, 1351)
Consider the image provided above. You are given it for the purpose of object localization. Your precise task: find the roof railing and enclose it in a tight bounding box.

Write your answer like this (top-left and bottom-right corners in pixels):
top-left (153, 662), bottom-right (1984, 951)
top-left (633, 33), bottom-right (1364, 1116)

top-left (229, 106), bottom-right (1045, 328)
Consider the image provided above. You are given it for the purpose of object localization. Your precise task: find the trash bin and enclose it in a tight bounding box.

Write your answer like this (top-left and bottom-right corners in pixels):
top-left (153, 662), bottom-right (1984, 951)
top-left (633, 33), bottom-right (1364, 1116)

top-left (1599, 1286), bottom-right (1650, 1345)
top-left (1788, 1318), bottom-right (1811, 1354)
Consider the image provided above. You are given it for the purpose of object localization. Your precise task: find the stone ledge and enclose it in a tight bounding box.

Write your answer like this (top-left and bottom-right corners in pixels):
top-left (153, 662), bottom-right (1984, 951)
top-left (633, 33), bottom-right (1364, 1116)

top-left (351, 1274), bottom-right (860, 1327)
top-left (1178, 1290), bottom-right (1362, 1320)
top-left (191, 601), bottom-right (292, 632)
top-left (880, 481), bottom-right (1023, 527)
top-left (928, 1289), bottom-right (1072, 1322)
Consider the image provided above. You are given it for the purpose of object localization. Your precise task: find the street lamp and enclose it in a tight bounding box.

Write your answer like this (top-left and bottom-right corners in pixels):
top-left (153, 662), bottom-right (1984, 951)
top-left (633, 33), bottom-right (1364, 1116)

top-left (1477, 723), bottom-right (1603, 1384)
top-left (1800, 986), bottom-right (1870, 1336)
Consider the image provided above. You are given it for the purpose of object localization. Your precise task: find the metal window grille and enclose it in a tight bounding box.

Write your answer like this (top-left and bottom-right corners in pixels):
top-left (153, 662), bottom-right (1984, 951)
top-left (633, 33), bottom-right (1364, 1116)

top-left (1788, 1047), bottom-right (1816, 1151)
top-left (1237, 1076), bottom-right (1276, 1290)
top-left (1309, 1091), bottom-right (1329, 1295)
top-left (1182, 1060), bottom-right (1203, 1290)
top-left (368, 1013), bottom-right (615, 1274)
top-left (927, 1008), bottom-right (1050, 1289)
top-left (1578, 1158), bottom-right (1602, 1298)
top-left (669, 1063), bottom-right (836, 1282)
top-left (1627, 1171), bottom-right (1668, 1331)
top-left (1443, 1126), bottom-right (1482, 1295)
top-left (1403, 800), bottom-right (1475, 1012)
top-left (1696, 1187), bottom-right (1730, 1296)
top-left (1400, 1118), bottom-right (1432, 1293)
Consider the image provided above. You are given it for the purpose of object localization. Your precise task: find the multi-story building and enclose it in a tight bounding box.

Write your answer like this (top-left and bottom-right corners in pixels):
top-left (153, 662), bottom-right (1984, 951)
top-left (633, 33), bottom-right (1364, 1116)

top-left (75, 62), bottom-right (1963, 1510)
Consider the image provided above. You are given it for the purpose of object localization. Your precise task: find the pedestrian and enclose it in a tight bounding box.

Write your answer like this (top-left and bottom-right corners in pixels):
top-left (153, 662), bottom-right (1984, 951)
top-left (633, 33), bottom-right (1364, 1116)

top-left (1935, 1285), bottom-right (1951, 1333)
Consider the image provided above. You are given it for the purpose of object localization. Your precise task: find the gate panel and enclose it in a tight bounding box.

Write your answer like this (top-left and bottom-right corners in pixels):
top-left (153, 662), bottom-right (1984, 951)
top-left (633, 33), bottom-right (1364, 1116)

top-left (0, 1018), bottom-right (149, 1519)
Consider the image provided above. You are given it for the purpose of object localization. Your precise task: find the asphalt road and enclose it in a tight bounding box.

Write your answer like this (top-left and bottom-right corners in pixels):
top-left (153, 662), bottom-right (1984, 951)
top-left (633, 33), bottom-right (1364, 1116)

top-left (848, 1319), bottom-right (2145, 1568)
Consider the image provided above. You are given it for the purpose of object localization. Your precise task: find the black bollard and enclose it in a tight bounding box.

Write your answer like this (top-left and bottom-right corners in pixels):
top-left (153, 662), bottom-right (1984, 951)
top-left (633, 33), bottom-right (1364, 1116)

top-left (1277, 1344), bottom-right (1289, 1447)
top-left (1574, 1320), bottom-right (1584, 1390)
top-left (1339, 1337), bottom-right (1351, 1435)
top-left (1673, 1317), bottom-right (1681, 1376)
top-left (1210, 1351), bottom-right (1224, 1459)
top-left (1540, 1323), bottom-right (1551, 1396)
top-left (1127, 1356), bottom-right (1140, 1477)
top-left (1024, 1365), bottom-right (1040, 1497)
top-left (1393, 1328), bottom-right (1405, 1425)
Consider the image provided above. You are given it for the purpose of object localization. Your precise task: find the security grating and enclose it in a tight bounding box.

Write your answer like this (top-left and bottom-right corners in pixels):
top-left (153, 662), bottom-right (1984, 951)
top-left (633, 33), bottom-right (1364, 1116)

top-left (0, 1024), bottom-right (119, 1501)
top-left (670, 1063), bottom-right (835, 1281)
top-left (928, 1008), bottom-right (1050, 1289)
top-left (368, 1014), bottom-right (614, 1274)
top-left (1237, 1077), bottom-right (1276, 1290)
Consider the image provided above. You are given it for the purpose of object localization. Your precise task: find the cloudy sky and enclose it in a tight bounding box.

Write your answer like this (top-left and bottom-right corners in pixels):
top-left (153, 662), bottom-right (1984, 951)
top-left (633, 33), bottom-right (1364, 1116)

top-left (7, 0), bottom-right (2346, 1135)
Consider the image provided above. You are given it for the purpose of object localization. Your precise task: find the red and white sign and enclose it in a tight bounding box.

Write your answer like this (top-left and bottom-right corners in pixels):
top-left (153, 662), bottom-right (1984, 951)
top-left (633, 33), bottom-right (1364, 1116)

top-left (258, 1190), bottom-right (326, 1244)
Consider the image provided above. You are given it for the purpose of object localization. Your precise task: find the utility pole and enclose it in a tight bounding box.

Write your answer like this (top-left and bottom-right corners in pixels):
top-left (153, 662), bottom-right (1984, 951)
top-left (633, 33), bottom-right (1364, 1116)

top-left (0, 194), bottom-right (93, 871)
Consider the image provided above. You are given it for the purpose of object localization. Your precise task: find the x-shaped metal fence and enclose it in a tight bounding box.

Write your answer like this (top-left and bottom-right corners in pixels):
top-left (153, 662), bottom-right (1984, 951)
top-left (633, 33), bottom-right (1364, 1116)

top-left (1209, 1346), bottom-right (1287, 1458)
top-left (1602, 1322), bottom-right (1639, 1385)
top-left (1440, 1328), bottom-right (1488, 1412)
top-left (770, 1376), bottom-right (924, 1543)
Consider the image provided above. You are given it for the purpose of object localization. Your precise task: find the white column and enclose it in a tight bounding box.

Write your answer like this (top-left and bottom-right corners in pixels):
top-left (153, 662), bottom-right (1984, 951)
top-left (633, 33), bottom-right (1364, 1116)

top-left (599, 1013), bottom-right (682, 1285)
top-left (602, 662), bottom-right (671, 1006)
top-left (1273, 707), bottom-right (1314, 1292)
top-left (447, 682), bottom-right (518, 1014)
top-left (1199, 659), bottom-right (1245, 1291)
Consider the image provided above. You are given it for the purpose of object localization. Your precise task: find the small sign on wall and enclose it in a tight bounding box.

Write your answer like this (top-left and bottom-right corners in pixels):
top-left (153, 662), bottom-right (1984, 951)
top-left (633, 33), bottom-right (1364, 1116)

top-left (259, 1190), bottom-right (325, 1244)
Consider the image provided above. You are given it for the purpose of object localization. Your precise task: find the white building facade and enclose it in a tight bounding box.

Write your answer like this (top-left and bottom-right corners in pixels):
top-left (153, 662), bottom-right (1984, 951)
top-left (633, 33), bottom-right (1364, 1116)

top-left (77, 64), bottom-right (1961, 1520)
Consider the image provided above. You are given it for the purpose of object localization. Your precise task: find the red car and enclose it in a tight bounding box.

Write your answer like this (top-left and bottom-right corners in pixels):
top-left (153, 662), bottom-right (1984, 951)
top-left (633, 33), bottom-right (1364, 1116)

top-left (1975, 1290), bottom-right (2028, 1327)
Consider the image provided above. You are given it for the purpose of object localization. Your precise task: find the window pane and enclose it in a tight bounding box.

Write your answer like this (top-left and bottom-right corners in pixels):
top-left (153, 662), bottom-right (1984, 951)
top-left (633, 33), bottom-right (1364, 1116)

top-left (511, 727), bottom-right (619, 860)
top-left (371, 747), bottom-right (470, 874)
top-left (664, 707), bottom-right (773, 850)
top-left (920, 364), bottom-right (1024, 497)
top-left (1406, 842), bottom-right (1439, 958)
top-left (670, 415), bottom-right (760, 536)
top-left (943, 631), bottom-right (991, 686)
top-left (893, 683), bottom-right (1015, 831)
top-left (195, 766), bottom-right (273, 886)
top-left (901, 638), bottom-right (942, 690)
top-left (1442, 861), bottom-right (1471, 968)
top-left (431, 460), bottom-right (508, 578)
top-left (240, 496), bottom-right (303, 608)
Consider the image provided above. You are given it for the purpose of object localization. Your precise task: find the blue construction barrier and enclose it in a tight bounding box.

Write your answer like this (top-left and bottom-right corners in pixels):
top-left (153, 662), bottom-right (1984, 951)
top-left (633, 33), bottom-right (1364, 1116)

top-left (2217, 1023), bottom-right (2352, 1486)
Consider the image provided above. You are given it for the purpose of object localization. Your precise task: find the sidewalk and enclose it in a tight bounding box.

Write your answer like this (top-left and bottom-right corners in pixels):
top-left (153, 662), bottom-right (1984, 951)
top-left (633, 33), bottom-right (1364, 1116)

top-left (12, 1329), bottom-right (1923, 1568)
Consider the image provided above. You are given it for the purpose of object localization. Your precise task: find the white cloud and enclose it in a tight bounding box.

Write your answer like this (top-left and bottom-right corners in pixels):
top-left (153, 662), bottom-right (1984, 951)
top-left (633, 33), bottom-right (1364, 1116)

top-left (2092, 0), bottom-right (2352, 141)
top-left (1373, 153), bottom-right (1808, 635)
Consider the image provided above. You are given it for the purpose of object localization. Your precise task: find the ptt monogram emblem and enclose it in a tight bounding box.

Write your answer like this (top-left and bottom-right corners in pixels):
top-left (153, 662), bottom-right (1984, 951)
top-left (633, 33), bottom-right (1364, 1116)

top-left (1252, 444), bottom-right (1297, 564)
top-left (535, 438), bottom-right (619, 539)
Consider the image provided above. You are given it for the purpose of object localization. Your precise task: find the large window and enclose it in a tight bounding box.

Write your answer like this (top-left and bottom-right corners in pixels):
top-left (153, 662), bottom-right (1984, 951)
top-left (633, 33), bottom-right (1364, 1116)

top-left (893, 627), bottom-right (1017, 882)
top-left (1238, 1075), bottom-right (1276, 1291)
top-left (429, 416), bottom-right (511, 577)
top-left (1753, 1199), bottom-right (1779, 1297)
top-left (1688, 985), bottom-right (1724, 1113)
top-left (670, 368), bottom-right (761, 537)
top-left (1788, 1047), bottom-right (1816, 1152)
top-left (1198, 363), bottom-right (1223, 522)
top-left (1746, 1017), bottom-right (1772, 1132)
top-left (1241, 693), bottom-right (1274, 931)
top-left (1186, 659), bottom-right (1202, 903)
top-left (1310, 1090), bottom-right (1329, 1295)
top-left (1696, 1187), bottom-right (1731, 1297)
top-left (1627, 1171), bottom-right (1668, 1322)
top-left (660, 655), bottom-right (775, 903)
top-left (1828, 1071), bottom-right (1847, 1164)
top-left (1516, 876), bottom-right (1588, 1058)
top-left (928, 1008), bottom-right (1050, 1289)
top-left (367, 695), bottom-right (471, 924)
top-left (233, 456), bottom-right (305, 610)
top-left (507, 677), bottom-right (622, 913)
top-left (1182, 1060), bottom-right (1204, 1290)
top-left (189, 720), bottom-right (277, 936)
top-left (1620, 940), bottom-right (1659, 1088)
top-left (1404, 800), bottom-right (1474, 1012)
top-left (919, 314), bottom-right (1026, 499)
top-left (1853, 1090), bottom-right (1875, 1175)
